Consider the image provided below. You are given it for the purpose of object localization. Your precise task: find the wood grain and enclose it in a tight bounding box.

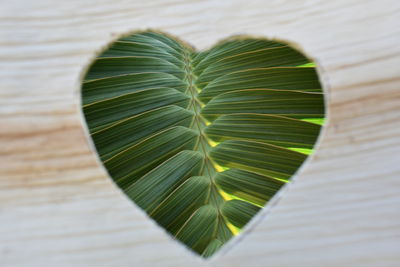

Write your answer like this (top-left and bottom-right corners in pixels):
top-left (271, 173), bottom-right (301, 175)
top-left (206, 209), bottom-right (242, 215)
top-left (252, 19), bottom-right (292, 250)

top-left (1, 0), bottom-right (399, 266)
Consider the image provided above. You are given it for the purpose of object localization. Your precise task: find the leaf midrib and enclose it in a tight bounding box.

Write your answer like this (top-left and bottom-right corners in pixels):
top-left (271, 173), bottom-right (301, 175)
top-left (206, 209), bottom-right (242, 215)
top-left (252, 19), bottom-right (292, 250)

top-left (182, 48), bottom-right (224, 205)
top-left (181, 47), bottom-right (235, 246)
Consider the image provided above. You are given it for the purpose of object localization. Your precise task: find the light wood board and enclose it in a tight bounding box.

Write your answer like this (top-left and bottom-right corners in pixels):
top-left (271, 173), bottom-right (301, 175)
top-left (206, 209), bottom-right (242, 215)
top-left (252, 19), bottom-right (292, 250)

top-left (1, 0), bottom-right (400, 266)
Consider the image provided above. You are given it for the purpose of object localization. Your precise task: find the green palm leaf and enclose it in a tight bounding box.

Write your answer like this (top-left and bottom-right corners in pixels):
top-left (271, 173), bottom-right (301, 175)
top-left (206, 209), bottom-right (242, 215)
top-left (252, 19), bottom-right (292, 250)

top-left (82, 30), bottom-right (324, 257)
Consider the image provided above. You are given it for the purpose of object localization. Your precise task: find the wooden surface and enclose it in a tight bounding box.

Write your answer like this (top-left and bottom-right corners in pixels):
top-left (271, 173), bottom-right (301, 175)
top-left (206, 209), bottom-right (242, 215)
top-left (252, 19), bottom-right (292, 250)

top-left (1, 0), bottom-right (400, 266)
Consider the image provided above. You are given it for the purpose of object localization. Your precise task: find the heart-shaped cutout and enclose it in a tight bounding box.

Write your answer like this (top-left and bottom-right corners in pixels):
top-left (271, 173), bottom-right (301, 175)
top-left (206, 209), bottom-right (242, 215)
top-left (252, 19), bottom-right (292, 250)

top-left (81, 30), bottom-right (324, 258)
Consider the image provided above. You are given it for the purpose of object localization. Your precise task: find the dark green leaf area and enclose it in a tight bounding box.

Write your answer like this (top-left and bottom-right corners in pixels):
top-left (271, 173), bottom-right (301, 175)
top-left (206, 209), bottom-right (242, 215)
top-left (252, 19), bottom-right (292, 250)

top-left (210, 140), bottom-right (307, 180)
top-left (201, 239), bottom-right (224, 258)
top-left (175, 205), bottom-right (219, 254)
top-left (85, 57), bottom-right (185, 81)
top-left (125, 150), bottom-right (204, 212)
top-left (151, 176), bottom-right (211, 235)
top-left (215, 169), bottom-right (285, 206)
top-left (205, 113), bottom-right (321, 149)
top-left (202, 89), bottom-right (324, 121)
top-left (139, 31), bottom-right (189, 55)
top-left (82, 72), bottom-right (186, 105)
top-left (105, 127), bottom-right (199, 189)
top-left (196, 46), bottom-right (309, 85)
top-left (119, 32), bottom-right (187, 59)
top-left (92, 106), bottom-right (194, 161)
top-left (99, 41), bottom-right (184, 67)
top-left (193, 38), bottom-right (286, 71)
top-left (84, 88), bottom-right (190, 132)
top-left (222, 200), bottom-right (260, 228)
top-left (198, 67), bottom-right (322, 102)
top-left (215, 217), bottom-right (234, 243)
